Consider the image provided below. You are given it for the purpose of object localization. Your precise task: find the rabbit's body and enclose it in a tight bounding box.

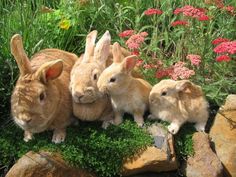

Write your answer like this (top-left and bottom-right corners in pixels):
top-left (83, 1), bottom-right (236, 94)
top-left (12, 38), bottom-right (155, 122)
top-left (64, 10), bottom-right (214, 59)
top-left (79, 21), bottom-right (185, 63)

top-left (97, 42), bottom-right (152, 126)
top-left (11, 35), bottom-right (77, 143)
top-left (149, 79), bottom-right (209, 134)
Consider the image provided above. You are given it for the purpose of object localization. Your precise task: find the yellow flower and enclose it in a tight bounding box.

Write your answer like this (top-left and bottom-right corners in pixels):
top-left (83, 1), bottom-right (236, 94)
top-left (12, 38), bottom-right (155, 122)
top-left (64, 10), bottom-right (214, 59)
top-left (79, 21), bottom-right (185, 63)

top-left (59, 19), bottom-right (71, 30)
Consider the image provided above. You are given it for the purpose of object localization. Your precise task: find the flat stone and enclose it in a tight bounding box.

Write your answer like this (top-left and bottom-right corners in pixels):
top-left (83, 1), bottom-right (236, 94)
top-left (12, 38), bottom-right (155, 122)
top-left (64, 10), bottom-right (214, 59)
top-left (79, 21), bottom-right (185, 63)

top-left (209, 94), bottom-right (236, 177)
top-left (185, 132), bottom-right (223, 177)
top-left (122, 124), bottom-right (178, 176)
top-left (5, 151), bottom-right (95, 177)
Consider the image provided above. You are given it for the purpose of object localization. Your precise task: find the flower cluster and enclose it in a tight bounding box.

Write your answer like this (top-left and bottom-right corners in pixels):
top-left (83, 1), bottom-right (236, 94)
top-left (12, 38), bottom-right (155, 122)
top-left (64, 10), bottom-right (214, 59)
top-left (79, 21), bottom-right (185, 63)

top-left (119, 30), bottom-right (135, 38)
top-left (213, 40), bottom-right (236, 62)
top-left (125, 32), bottom-right (148, 50)
top-left (212, 37), bottom-right (230, 45)
top-left (171, 20), bottom-right (188, 27)
top-left (186, 54), bottom-right (201, 66)
top-left (144, 8), bottom-right (163, 16)
top-left (156, 62), bottom-right (195, 80)
top-left (174, 5), bottom-right (209, 21)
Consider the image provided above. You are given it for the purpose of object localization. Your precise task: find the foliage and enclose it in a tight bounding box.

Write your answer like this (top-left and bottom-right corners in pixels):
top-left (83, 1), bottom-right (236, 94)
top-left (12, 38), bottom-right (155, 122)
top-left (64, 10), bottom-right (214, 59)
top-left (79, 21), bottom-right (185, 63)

top-left (0, 120), bottom-right (153, 177)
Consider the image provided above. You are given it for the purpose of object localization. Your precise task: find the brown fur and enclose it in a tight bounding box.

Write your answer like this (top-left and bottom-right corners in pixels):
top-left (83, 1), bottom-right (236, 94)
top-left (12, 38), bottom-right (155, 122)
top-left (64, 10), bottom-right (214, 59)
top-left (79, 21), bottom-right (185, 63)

top-left (149, 79), bottom-right (209, 134)
top-left (10, 34), bottom-right (78, 143)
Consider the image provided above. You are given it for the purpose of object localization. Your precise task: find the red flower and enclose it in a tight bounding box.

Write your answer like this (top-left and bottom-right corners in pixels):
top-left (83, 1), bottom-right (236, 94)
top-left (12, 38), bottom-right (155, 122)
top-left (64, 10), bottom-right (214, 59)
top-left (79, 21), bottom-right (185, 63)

top-left (144, 8), bottom-right (163, 16)
top-left (136, 59), bottom-right (144, 67)
top-left (213, 41), bottom-right (236, 54)
top-left (171, 20), bottom-right (188, 27)
top-left (216, 55), bottom-right (231, 62)
top-left (119, 30), bottom-right (135, 38)
top-left (126, 32), bottom-right (148, 49)
top-left (198, 15), bottom-right (210, 21)
top-left (131, 49), bottom-right (140, 56)
top-left (186, 54), bottom-right (201, 66)
top-left (224, 6), bottom-right (234, 14)
top-left (174, 8), bottom-right (182, 15)
top-left (156, 69), bottom-right (171, 79)
top-left (212, 37), bottom-right (230, 45)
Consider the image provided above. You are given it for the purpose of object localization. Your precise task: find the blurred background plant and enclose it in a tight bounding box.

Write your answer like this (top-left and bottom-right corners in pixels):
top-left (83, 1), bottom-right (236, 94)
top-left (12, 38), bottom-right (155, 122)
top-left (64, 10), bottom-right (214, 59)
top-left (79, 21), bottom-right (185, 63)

top-left (0, 0), bottom-right (235, 176)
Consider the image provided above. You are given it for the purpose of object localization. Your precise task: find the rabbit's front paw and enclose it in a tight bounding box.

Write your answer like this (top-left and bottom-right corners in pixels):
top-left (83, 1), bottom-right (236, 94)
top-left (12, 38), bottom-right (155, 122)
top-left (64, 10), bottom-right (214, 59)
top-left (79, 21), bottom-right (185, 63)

top-left (52, 129), bottom-right (66, 144)
top-left (195, 122), bottom-right (206, 132)
top-left (24, 131), bottom-right (33, 142)
top-left (102, 120), bottom-right (114, 129)
top-left (168, 123), bottom-right (180, 134)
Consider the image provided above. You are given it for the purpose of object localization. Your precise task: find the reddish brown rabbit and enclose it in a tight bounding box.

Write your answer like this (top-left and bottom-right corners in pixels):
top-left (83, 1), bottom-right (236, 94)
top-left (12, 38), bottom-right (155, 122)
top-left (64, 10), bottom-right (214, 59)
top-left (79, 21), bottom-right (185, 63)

top-left (10, 34), bottom-right (78, 143)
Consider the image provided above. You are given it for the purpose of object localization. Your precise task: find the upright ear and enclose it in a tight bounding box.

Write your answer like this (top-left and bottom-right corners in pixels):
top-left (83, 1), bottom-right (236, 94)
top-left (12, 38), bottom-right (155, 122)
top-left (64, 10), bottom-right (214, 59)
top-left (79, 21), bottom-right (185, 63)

top-left (121, 55), bottom-right (137, 73)
top-left (175, 80), bottom-right (192, 92)
top-left (112, 42), bottom-right (122, 63)
top-left (82, 30), bottom-right (98, 63)
top-left (35, 59), bottom-right (63, 84)
top-left (94, 30), bottom-right (111, 68)
top-left (10, 34), bottom-right (32, 75)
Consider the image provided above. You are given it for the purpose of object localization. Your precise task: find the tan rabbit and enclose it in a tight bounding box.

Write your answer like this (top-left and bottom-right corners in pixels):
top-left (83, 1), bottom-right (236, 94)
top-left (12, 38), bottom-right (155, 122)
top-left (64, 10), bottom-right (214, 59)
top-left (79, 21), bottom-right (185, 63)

top-left (70, 30), bottom-right (114, 127)
top-left (10, 34), bottom-right (78, 143)
top-left (97, 42), bottom-right (152, 127)
top-left (149, 79), bottom-right (209, 134)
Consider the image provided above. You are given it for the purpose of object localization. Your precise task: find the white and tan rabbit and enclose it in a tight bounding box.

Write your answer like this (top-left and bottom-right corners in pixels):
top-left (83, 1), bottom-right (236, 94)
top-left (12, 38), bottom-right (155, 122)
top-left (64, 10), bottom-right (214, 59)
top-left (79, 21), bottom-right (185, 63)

top-left (70, 30), bottom-right (114, 126)
top-left (149, 79), bottom-right (209, 134)
top-left (97, 42), bottom-right (152, 127)
top-left (10, 34), bottom-right (78, 143)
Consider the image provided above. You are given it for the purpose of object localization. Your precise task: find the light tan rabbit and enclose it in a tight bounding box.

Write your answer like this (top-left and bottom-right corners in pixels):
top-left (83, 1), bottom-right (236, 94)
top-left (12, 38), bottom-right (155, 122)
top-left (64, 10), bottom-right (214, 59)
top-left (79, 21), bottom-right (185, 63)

top-left (97, 42), bottom-right (152, 127)
top-left (10, 34), bottom-right (78, 143)
top-left (149, 79), bottom-right (209, 134)
top-left (70, 30), bottom-right (114, 126)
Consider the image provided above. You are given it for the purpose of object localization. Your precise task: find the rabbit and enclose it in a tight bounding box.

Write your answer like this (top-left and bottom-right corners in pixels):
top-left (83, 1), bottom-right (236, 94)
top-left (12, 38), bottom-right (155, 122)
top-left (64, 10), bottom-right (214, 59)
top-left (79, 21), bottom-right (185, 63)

top-left (97, 42), bottom-right (152, 127)
top-left (70, 30), bottom-right (140, 128)
top-left (10, 34), bottom-right (78, 143)
top-left (149, 79), bottom-right (209, 134)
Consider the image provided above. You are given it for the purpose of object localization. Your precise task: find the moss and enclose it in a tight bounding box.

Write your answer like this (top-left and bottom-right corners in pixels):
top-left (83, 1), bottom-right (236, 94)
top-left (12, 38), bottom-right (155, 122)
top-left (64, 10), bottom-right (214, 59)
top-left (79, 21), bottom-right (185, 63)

top-left (0, 120), bottom-right (153, 177)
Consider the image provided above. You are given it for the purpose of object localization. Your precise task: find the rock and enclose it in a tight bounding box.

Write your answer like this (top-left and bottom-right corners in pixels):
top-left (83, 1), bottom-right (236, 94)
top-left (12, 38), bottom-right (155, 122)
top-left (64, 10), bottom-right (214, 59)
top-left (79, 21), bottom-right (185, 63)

top-left (210, 94), bottom-right (236, 177)
top-left (122, 124), bottom-right (178, 176)
top-left (185, 132), bottom-right (223, 177)
top-left (5, 151), bottom-right (95, 177)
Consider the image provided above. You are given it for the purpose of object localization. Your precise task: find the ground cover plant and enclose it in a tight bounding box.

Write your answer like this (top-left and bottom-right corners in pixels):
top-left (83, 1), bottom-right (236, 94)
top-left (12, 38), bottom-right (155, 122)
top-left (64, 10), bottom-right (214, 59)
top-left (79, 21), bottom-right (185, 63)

top-left (0, 0), bottom-right (236, 176)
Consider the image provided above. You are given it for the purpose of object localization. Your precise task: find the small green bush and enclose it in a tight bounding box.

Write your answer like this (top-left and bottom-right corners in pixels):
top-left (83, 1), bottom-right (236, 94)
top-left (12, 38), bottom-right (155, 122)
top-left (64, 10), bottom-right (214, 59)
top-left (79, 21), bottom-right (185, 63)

top-left (0, 120), bottom-right (153, 177)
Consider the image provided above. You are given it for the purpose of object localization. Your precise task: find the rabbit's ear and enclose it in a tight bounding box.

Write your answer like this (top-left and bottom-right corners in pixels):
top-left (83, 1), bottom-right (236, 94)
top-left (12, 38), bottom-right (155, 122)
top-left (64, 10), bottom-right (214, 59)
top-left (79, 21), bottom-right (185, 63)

top-left (35, 59), bottom-right (63, 84)
top-left (10, 34), bottom-right (32, 75)
top-left (93, 30), bottom-right (111, 68)
top-left (176, 80), bottom-right (192, 92)
top-left (121, 55), bottom-right (137, 73)
top-left (112, 42), bottom-right (123, 63)
top-left (83, 30), bottom-right (98, 63)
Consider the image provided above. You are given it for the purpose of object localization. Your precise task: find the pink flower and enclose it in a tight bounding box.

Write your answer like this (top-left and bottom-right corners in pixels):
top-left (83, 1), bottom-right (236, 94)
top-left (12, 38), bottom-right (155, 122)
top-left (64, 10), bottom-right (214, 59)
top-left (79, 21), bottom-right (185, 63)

top-left (174, 5), bottom-right (209, 21)
top-left (171, 20), bottom-right (188, 27)
top-left (170, 62), bottom-right (195, 80)
top-left (213, 41), bottom-right (236, 54)
top-left (156, 68), bottom-right (172, 79)
top-left (144, 8), bottom-right (163, 16)
top-left (186, 54), bottom-right (201, 66)
top-left (143, 64), bottom-right (157, 69)
top-left (126, 32), bottom-right (148, 49)
top-left (216, 55), bottom-right (231, 62)
top-left (119, 30), bottom-right (135, 38)
top-left (224, 6), bottom-right (234, 14)
top-left (212, 37), bottom-right (230, 45)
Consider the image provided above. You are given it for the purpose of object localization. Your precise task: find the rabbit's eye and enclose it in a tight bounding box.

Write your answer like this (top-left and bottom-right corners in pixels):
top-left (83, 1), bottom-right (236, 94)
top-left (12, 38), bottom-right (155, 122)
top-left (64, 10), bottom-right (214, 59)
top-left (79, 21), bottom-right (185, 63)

top-left (39, 92), bottom-right (45, 101)
top-left (109, 77), bottom-right (116, 83)
top-left (93, 74), bottom-right (97, 80)
top-left (161, 91), bottom-right (167, 96)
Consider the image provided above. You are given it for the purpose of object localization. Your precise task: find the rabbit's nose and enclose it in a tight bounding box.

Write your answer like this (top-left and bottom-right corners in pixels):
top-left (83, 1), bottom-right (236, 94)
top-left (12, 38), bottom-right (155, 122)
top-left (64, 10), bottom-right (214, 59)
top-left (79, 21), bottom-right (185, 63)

top-left (85, 87), bottom-right (94, 95)
top-left (73, 91), bottom-right (84, 103)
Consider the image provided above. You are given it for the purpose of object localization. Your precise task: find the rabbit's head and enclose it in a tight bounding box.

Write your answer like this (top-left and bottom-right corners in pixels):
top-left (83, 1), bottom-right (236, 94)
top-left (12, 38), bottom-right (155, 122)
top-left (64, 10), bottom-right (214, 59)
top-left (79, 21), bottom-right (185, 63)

top-left (70, 30), bottom-right (111, 104)
top-left (149, 79), bottom-right (203, 108)
top-left (10, 34), bottom-right (64, 132)
top-left (97, 42), bottom-right (137, 95)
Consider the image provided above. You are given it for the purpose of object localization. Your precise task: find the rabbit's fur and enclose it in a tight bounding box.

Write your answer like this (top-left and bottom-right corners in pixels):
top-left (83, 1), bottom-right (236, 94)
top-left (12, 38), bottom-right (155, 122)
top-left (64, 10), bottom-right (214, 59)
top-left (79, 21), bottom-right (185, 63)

top-left (10, 34), bottom-right (77, 143)
top-left (97, 42), bottom-right (152, 126)
top-left (149, 79), bottom-right (209, 134)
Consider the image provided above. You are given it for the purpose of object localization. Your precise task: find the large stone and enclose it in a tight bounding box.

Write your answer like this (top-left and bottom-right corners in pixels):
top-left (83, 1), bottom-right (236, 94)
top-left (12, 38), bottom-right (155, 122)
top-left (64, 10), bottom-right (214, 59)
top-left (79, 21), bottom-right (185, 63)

top-left (122, 124), bottom-right (178, 176)
top-left (210, 94), bottom-right (236, 177)
top-left (5, 151), bottom-right (95, 177)
top-left (185, 132), bottom-right (223, 177)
